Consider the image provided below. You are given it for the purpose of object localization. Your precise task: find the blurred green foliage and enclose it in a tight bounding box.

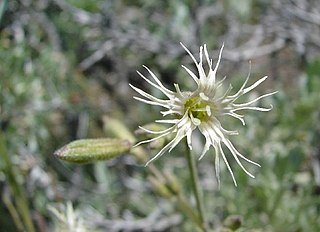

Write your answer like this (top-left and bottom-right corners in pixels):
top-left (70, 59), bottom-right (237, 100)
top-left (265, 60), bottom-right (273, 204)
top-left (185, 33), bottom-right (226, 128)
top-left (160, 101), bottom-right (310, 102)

top-left (1, 0), bottom-right (320, 231)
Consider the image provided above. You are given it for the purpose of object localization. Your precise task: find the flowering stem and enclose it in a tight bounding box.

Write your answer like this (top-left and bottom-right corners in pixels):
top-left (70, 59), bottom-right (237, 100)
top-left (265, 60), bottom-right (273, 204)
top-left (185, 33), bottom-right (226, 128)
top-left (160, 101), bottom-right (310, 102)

top-left (185, 139), bottom-right (208, 231)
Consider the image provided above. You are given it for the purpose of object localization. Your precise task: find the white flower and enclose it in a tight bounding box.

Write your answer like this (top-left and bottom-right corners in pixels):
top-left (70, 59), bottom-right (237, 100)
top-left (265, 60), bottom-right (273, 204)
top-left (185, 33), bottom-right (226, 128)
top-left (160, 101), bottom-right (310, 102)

top-left (130, 43), bottom-right (276, 186)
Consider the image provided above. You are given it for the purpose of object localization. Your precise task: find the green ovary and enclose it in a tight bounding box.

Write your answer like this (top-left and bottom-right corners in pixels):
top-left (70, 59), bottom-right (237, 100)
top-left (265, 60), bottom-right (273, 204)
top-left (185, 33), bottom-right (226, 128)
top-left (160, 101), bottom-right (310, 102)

top-left (184, 96), bottom-right (210, 122)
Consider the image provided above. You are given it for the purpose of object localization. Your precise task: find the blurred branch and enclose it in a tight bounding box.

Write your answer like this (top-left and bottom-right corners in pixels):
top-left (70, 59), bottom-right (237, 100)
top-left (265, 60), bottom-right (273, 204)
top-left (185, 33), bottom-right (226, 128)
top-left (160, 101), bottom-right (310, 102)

top-left (94, 209), bottom-right (182, 232)
top-left (32, 11), bottom-right (62, 51)
top-left (289, 5), bottom-right (320, 25)
top-left (222, 38), bottom-right (286, 61)
top-left (53, 0), bottom-right (102, 25)
top-left (79, 40), bottom-right (114, 71)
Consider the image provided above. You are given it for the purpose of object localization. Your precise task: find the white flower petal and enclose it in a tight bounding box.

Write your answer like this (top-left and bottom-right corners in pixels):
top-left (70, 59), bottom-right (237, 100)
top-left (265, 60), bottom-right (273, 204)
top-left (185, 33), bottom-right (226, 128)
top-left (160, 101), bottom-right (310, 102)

top-left (134, 131), bottom-right (172, 147)
top-left (223, 139), bottom-right (255, 178)
top-left (232, 105), bottom-right (273, 112)
top-left (138, 125), bottom-right (174, 134)
top-left (136, 70), bottom-right (173, 98)
top-left (243, 75), bottom-right (268, 94)
top-left (143, 65), bottom-right (174, 96)
top-left (181, 65), bottom-right (200, 85)
top-left (156, 119), bottom-right (180, 124)
top-left (130, 84), bottom-right (169, 104)
top-left (133, 96), bottom-right (170, 108)
top-left (232, 91), bottom-right (278, 107)
top-left (218, 142), bottom-right (237, 186)
top-left (225, 112), bottom-right (246, 125)
top-left (214, 145), bottom-right (221, 187)
top-left (208, 43), bottom-right (224, 84)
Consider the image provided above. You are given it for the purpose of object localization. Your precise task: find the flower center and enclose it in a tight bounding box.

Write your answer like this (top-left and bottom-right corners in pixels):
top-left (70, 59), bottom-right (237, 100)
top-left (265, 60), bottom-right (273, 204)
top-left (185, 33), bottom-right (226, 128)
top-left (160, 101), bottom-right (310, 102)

top-left (184, 96), bottom-right (211, 123)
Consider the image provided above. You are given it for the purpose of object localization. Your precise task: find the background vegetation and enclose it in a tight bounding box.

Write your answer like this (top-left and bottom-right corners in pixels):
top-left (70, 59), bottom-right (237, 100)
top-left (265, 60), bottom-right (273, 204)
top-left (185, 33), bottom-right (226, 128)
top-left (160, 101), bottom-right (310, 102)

top-left (1, 0), bottom-right (320, 231)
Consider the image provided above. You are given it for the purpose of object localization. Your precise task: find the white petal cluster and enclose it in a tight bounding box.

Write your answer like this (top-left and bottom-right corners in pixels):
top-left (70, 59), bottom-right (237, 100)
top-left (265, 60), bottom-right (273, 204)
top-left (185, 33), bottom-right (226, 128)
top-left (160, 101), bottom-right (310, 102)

top-left (130, 43), bottom-right (276, 186)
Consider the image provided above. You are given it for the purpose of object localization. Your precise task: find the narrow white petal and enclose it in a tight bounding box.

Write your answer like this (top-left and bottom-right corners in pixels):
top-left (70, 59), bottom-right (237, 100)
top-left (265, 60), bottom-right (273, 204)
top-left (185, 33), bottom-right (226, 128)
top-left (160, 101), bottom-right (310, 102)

top-left (243, 76), bottom-right (268, 94)
top-left (161, 109), bottom-right (182, 116)
top-left (177, 113), bottom-right (191, 128)
top-left (213, 43), bottom-right (224, 75)
top-left (214, 76), bottom-right (227, 90)
top-left (130, 84), bottom-right (169, 104)
top-left (198, 127), bottom-right (211, 160)
top-left (133, 96), bottom-right (170, 108)
top-left (145, 139), bottom-right (176, 166)
top-left (225, 112), bottom-right (246, 125)
top-left (174, 84), bottom-right (185, 99)
top-left (145, 128), bottom-right (187, 166)
top-left (209, 120), bottom-right (226, 140)
top-left (208, 43), bottom-right (224, 84)
top-left (227, 62), bottom-right (252, 99)
top-left (180, 42), bottom-right (198, 66)
top-left (199, 141), bottom-right (210, 160)
top-left (224, 139), bottom-right (261, 167)
top-left (197, 63), bottom-right (207, 83)
top-left (168, 127), bottom-right (191, 152)
top-left (138, 125), bottom-right (174, 134)
top-left (156, 119), bottom-right (180, 124)
top-left (199, 45), bottom-right (203, 66)
top-left (219, 142), bottom-right (237, 186)
top-left (134, 131), bottom-right (172, 147)
top-left (205, 125), bottom-right (221, 145)
top-left (143, 65), bottom-right (174, 95)
top-left (182, 43), bottom-right (206, 83)
top-left (214, 119), bottom-right (239, 135)
top-left (217, 84), bottom-right (233, 102)
top-left (232, 91), bottom-right (278, 107)
top-left (223, 139), bottom-right (255, 178)
top-left (186, 128), bottom-right (193, 150)
top-left (136, 70), bottom-right (173, 98)
top-left (203, 44), bottom-right (212, 69)
top-left (232, 105), bottom-right (273, 112)
top-left (214, 145), bottom-right (221, 187)
top-left (181, 65), bottom-right (200, 84)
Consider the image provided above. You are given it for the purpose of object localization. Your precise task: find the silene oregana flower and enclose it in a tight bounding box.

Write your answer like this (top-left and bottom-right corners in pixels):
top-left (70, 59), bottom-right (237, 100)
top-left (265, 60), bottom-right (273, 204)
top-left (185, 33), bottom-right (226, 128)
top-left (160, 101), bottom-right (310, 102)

top-left (130, 43), bottom-right (277, 186)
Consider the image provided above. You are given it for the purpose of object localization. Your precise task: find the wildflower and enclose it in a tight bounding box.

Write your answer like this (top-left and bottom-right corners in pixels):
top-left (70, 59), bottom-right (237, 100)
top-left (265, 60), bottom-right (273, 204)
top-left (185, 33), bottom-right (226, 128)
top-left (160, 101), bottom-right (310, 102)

top-left (130, 43), bottom-right (276, 186)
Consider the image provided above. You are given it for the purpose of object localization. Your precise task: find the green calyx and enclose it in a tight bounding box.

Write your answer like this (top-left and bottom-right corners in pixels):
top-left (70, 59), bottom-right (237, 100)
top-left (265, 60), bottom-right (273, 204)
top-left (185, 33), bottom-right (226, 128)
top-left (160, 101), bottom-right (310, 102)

top-left (54, 138), bottom-right (132, 164)
top-left (184, 96), bottom-right (210, 122)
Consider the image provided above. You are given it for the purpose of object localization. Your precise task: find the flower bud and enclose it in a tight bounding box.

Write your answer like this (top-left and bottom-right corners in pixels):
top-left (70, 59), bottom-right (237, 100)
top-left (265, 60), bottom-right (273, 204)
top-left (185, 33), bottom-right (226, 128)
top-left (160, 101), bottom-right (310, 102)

top-left (54, 138), bottom-right (131, 164)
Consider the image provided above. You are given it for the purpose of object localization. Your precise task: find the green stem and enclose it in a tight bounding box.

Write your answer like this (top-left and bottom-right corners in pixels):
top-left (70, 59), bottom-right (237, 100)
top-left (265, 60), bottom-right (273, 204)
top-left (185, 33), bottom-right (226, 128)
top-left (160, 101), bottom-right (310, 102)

top-left (176, 193), bottom-right (203, 229)
top-left (185, 139), bottom-right (208, 231)
top-left (2, 194), bottom-right (24, 231)
top-left (132, 148), bottom-right (204, 229)
top-left (0, 132), bottom-right (36, 232)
